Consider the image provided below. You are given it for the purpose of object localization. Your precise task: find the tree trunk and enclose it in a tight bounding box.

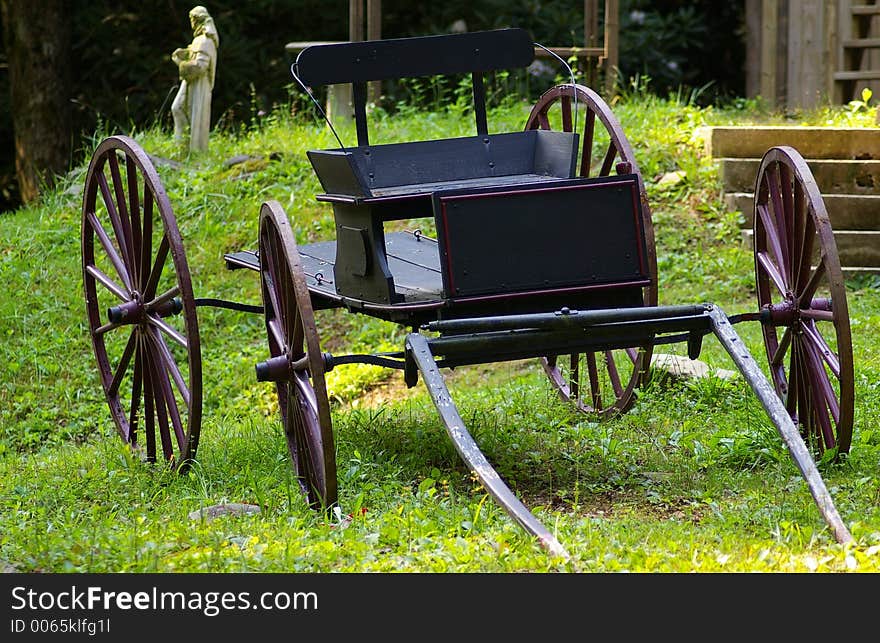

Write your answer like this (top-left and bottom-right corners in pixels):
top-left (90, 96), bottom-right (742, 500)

top-left (0, 0), bottom-right (71, 204)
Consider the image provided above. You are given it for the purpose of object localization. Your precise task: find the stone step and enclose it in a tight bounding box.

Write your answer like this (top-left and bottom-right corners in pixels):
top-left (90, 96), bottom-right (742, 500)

top-left (719, 158), bottom-right (880, 194)
top-left (740, 229), bottom-right (880, 269)
top-left (696, 126), bottom-right (880, 159)
top-left (725, 192), bottom-right (880, 230)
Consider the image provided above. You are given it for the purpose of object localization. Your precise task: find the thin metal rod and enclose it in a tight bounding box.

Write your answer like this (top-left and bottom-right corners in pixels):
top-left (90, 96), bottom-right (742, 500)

top-left (325, 352), bottom-right (406, 370)
top-left (194, 298), bottom-right (264, 314)
top-left (406, 333), bottom-right (570, 559)
top-left (706, 305), bottom-right (852, 545)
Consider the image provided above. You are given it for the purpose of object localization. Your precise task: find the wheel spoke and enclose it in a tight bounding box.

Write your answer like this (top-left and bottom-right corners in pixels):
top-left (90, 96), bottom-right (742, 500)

top-left (793, 337), bottom-right (812, 432)
top-left (800, 320), bottom-right (841, 379)
top-left (756, 204), bottom-right (787, 283)
top-left (785, 338), bottom-right (799, 418)
top-left (569, 354), bottom-right (580, 399)
top-left (94, 320), bottom-right (123, 336)
top-left (767, 327), bottom-right (790, 394)
top-left (580, 109), bottom-right (595, 177)
top-left (797, 258), bottom-right (826, 308)
top-left (276, 237), bottom-right (297, 350)
top-left (127, 156), bottom-right (142, 286)
top-left (145, 285), bottom-right (181, 311)
top-left (795, 209), bottom-right (816, 294)
top-left (151, 340), bottom-right (187, 451)
top-left (144, 344), bottom-right (175, 460)
top-left (800, 335), bottom-right (838, 444)
top-left (142, 235), bottom-right (170, 301)
top-left (800, 308), bottom-right (834, 322)
top-left (142, 344), bottom-right (157, 463)
top-left (86, 210), bottom-right (133, 292)
top-left (146, 325), bottom-right (191, 408)
top-left (108, 330), bottom-right (138, 398)
top-left (586, 352), bottom-right (602, 410)
top-left (128, 340), bottom-right (143, 445)
top-left (290, 380), bottom-right (317, 492)
top-left (108, 152), bottom-right (136, 272)
top-left (766, 165), bottom-right (791, 273)
top-left (560, 96), bottom-right (572, 130)
top-left (605, 351), bottom-right (623, 397)
top-left (598, 141), bottom-right (616, 177)
top-left (537, 111), bottom-right (550, 130)
top-left (140, 187), bottom-right (153, 293)
top-left (267, 318), bottom-right (287, 353)
top-left (770, 326), bottom-right (792, 368)
top-left (263, 267), bottom-right (284, 326)
top-left (779, 162), bottom-right (795, 278)
top-left (796, 337), bottom-right (820, 444)
top-left (791, 179), bottom-right (808, 292)
top-left (147, 314), bottom-right (188, 349)
top-left (756, 251), bottom-right (787, 297)
top-left (96, 169), bottom-right (135, 272)
top-left (291, 307), bottom-right (305, 360)
top-left (802, 332), bottom-right (840, 425)
top-left (85, 264), bottom-right (129, 302)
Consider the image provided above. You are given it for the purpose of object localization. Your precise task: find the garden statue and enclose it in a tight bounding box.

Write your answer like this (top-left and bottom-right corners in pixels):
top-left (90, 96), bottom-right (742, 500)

top-left (171, 6), bottom-right (219, 152)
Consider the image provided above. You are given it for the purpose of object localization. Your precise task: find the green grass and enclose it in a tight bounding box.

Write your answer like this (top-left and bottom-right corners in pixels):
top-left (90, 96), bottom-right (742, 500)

top-left (1, 89), bottom-right (879, 572)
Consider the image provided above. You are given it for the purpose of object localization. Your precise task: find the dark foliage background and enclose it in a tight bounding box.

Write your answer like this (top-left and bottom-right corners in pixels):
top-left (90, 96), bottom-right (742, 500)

top-left (0, 0), bottom-right (745, 212)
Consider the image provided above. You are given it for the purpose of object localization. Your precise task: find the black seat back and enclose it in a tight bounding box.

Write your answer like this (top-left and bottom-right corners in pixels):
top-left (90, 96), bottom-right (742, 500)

top-left (294, 29), bottom-right (535, 145)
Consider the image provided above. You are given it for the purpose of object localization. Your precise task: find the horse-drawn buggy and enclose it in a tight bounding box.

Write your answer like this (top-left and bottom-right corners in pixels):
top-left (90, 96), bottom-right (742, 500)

top-left (81, 29), bottom-right (855, 556)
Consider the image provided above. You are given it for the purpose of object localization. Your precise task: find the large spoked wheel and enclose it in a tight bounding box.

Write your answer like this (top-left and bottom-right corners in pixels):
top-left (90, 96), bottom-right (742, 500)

top-left (81, 135), bottom-right (202, 471)
top-left (526, 84), bottom-right (658, 418)
top-left (257, 201), bottom-right (337, 510)
top-left (753, 146), bottom-right (854, 457)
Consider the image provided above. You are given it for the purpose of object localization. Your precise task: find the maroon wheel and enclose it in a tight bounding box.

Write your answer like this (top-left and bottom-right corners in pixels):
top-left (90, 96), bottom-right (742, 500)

top-left (82, 135), bottom-right (202, 470)
top-left (754, 146), bottom-right (854, 457)
top-left (525, 84), bottom-right (658, 418)
top-left (257, 201), bottom-right (337, 509)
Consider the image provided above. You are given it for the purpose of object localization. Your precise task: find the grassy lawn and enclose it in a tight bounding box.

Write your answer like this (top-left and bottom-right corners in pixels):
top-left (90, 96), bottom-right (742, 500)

top-left (1, 87), bottom-right (879, 572)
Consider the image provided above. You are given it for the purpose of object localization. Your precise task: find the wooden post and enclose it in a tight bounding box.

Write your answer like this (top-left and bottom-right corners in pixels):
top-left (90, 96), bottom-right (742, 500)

top-left (584, 0), bottom-right (599, 87)
top-left (367, 0), bottom-right (382, 104)
top-left (349, 0), bottom-right (363, 41)
top-left (760, 0), bottom-right (779, 105)
top-left (603, 0), bottom-right (619, 97)
top-left (745, 0), bottom-right (762, 98)
top-left (326, 0), bottom-right (365, 122)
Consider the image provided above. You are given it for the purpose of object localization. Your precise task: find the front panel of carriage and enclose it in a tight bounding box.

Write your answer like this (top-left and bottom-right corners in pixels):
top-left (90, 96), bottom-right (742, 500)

top-left (431, 174), bottom-right (651, 317)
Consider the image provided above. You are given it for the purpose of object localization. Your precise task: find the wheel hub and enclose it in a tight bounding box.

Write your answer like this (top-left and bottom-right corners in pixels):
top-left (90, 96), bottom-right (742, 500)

top-left (761, 297), bottom-right (834, 327)
top-left (107, 293), bottom-right (183, 325)
top-left (107, 292), bottom-right (145, 325)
